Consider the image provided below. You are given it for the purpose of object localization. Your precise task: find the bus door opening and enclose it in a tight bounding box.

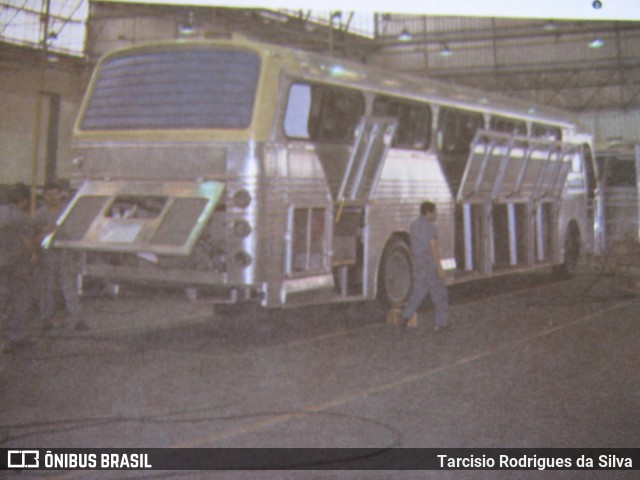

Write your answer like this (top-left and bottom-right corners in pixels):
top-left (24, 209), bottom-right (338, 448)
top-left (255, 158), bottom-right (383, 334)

top-left (455, 202), bottom-right (491, 275)
top-left (333, 116), bottom-right (397, 297)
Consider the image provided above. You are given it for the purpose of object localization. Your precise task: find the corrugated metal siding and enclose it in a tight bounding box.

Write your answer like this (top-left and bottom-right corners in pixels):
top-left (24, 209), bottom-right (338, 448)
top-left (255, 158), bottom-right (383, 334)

top-left (621, 31), bottom-right (640, 56)
top-left (424, 16), bottom-right (494, 32)
top-left (496, 35), bottom-right (610, 65)
top-left (89, 16), bottom-right (176, 57)
top-left (382, 32), bottom-right (626, 74)
top-left (579, 110), bottom-right (640, 144)
top-left (429, 40), bottom-right (495, 70)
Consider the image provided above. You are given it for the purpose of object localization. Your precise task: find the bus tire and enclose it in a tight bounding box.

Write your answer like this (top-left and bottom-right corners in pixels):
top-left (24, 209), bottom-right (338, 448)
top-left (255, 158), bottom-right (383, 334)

top-left (554, 222), bottom-right (581, 279)
top-left (378, 238), bottom-right (413, 310)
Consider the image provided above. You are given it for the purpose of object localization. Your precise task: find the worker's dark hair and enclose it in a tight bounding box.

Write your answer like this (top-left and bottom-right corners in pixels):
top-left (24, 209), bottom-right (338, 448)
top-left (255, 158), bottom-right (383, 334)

top-left (8, 182), bottom-right (30, 204)
top-left (420, 201), bottom-right (436, 215)
top-left (43, 181), bottom-right (62, 192)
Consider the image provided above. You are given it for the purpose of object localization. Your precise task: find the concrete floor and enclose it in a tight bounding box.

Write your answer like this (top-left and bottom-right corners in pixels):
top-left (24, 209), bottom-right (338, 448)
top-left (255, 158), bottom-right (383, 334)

top-left (1, 269), bottom-right (639, 479)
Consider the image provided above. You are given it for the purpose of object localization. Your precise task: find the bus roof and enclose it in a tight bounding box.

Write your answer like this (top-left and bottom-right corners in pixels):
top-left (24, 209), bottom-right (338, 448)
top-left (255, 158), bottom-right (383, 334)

top-left (97, 37), bottom-right (580, 130)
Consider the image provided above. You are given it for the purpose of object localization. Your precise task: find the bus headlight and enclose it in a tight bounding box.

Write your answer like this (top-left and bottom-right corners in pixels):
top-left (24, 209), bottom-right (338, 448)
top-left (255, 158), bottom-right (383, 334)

top-left (232, 189), bottom-right (251, 208)
top-left (233, 219), bottom-right (252, 238)
top-left (233, 251), bottom-right (252, 268)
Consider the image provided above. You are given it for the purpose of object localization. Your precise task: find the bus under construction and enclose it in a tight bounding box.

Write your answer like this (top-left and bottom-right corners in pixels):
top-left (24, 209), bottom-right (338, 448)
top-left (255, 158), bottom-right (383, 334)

top-left (51, 38), bottom-right (601, 308)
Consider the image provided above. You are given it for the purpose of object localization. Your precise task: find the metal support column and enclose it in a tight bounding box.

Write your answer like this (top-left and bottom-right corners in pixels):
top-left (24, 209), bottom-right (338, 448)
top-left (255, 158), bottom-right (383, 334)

top-left (508, 202), bottom-right (518, 266)
top-left (463, 203), bottom-right (473, 271)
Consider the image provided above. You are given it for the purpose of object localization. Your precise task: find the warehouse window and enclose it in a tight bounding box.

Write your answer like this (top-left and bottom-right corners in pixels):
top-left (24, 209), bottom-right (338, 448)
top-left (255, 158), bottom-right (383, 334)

top-left (489, 115), bottom-right (527, 136)
top-left (372, 96), bottom-right (431, 150)
top-left (437, 107), bottom-right (485, 155)
top-left (284, 82), bottom-right (365, 143)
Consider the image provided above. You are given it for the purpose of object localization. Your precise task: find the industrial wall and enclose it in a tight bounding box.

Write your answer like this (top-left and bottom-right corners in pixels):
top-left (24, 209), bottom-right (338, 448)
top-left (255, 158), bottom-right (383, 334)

top-left (0, 46), bottom-right (86, 188)
top-left (1, 4), bottom-right (639, 192)
top-left (371, 16), bottom-right (640, 115)
top-left (579, 110), bottom-right (640, 147)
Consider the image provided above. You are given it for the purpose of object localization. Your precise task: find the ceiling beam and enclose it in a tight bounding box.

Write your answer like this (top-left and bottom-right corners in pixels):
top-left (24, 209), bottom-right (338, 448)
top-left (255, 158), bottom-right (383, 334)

top-left (374, 19), bottom-right (640, 49)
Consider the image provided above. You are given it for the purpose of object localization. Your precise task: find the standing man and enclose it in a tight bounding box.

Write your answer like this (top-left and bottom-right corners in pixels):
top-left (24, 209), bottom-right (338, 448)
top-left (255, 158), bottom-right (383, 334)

top-left (402, 201), bottom-right (450, 331)
top-left (34, 182), bottom-right (86, 331)
top-left (1, 183), bottom-right (36, 351)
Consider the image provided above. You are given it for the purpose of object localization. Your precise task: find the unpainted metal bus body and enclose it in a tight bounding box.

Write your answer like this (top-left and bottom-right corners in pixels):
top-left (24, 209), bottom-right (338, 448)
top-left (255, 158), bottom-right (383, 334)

top-left (53, 38), bottom-right (600, 307)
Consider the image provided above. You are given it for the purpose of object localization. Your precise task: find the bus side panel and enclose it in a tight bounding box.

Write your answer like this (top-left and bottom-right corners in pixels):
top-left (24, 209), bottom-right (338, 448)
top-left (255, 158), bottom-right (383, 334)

top-left (367, 150), bottom-right (454, 298)
top-left (255, 143), bottom-right (333, 307)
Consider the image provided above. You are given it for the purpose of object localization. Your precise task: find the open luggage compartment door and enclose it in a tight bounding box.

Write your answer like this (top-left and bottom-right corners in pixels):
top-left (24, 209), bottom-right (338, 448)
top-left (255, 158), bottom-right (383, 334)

top-left (51, 180), bottom-right (224, 256)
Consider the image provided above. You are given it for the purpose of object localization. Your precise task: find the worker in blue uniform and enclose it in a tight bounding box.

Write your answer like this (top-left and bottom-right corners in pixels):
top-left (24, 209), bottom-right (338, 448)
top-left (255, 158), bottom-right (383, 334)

top-left (401, 201), bottom-right (450, 332)
top-left (1, 183), bottom-right (36, 351)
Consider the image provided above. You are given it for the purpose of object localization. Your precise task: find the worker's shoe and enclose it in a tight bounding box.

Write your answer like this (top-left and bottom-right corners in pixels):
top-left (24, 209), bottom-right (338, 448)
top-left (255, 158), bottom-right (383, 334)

top-left (403, 313), bottom-right (418, 328)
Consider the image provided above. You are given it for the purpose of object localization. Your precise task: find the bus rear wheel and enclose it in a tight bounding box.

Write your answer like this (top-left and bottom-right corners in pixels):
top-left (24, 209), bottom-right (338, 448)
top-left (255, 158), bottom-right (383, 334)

top-left (378, 238), bottom-right (413, 309)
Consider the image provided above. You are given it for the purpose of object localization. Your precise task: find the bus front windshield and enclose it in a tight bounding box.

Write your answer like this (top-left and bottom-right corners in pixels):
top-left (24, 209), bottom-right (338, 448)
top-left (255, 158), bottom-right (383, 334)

top-left (81, 47), bottom-right (260, 131)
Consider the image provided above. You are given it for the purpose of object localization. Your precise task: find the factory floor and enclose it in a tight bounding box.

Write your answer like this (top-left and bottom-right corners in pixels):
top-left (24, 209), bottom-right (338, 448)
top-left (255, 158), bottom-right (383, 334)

top-left (1, 266), bottom-right (638, 479)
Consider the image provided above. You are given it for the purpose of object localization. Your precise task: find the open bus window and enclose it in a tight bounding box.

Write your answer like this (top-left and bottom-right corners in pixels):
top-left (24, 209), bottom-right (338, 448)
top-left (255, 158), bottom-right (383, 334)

top-left (489, 115), bottom-right (527, 136)
top-left (372, 96), bottom-right (431, 150)
top-left (531, 123), bottom-right (562, 141)
top-left (284, 82), bottom-right (364, 143)
top-left (437, 107), bottom-right (484, 155)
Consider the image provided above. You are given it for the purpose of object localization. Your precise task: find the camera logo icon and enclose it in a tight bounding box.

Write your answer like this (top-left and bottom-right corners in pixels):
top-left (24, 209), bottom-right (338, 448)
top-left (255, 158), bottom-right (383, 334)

top-left (7, 450), bottom-right (40, 468)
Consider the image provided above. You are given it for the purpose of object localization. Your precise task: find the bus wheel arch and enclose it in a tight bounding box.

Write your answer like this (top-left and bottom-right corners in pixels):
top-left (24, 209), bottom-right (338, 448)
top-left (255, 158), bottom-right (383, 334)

top-left (555, 220), bottom-right (581, 278)
top-left (377, 234), bottom-right (413, 309)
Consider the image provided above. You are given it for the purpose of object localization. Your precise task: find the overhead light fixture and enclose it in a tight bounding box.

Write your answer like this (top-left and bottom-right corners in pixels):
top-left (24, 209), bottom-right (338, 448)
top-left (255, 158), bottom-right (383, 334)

top-left (179, 24), bottom-right (194, 35)
top-left (588, 37), bottom-right (604, 48)
top-left (398, 28), bottom-right (412, 42)
top-left (439, 43), bottom-right (453, 57)
top-left (179, 11), bottom-right (195, 35)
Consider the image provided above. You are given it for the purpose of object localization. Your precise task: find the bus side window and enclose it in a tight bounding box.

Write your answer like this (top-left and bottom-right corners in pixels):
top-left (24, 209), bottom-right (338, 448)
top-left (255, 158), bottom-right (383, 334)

top-left (284, 83), bottom-right (364, 143)
top-left (307, 85), bottom-right (326, 139)
top-left (437, 107), bottom-right (484, 155)
top-left (372, 95), bottom-right (432, 150)
top-left (531, 123), bottom-right (562, 141)
top-left (284, 83), bottom-right (312, 139)
top-left (317, 87), bottom-right (365, 143)
top-left (489, 115), bottom-right (527, 136)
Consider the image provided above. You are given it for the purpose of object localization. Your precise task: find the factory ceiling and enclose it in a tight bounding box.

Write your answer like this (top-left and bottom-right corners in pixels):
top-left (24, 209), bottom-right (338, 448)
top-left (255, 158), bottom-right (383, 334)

top-left (1, 1), bottom-right (639, 112)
